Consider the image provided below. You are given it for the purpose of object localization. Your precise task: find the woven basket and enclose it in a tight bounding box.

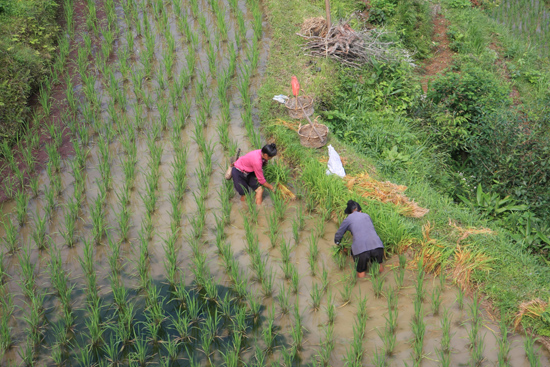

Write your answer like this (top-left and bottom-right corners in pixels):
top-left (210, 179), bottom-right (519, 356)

top-left (298, 123), bottom-right (328, 148)
top-left (285, 95), bottom-right (314, 119)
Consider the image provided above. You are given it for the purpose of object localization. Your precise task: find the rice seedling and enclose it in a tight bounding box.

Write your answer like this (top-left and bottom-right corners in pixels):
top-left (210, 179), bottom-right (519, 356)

top-left (236, 10), bottom-right (246, 41)
top-left (312, 263), bottom-right (325, 291)
top-left (370, 262), bottom-right (384, 298)
top-left (232, 305), bottom-right (248, 337)
top-left (456, 286), bottom-right (465, 310)
top-left (339, 279), bottom-right (353, 304)
top-left (376, 322), bottom-right (396, 357)
top-left (523, 334), bottom-right (542, 367)
top-left (308, 251), bottom-right (318, 276)
top-left (207, 42), bottom-right (217, 76)
top-left (18, 246), bottom-right (36, 298)
top-left (20, 140), bottom-right (36, 174)
top-left (440, 309), bottom-right (452, 354)
top-left (49, 245), bottom-right (74, 314)
top-left (189, 192), bottom-right (206, 239)
top-left (290, 300), bottom-right (304, 354)
top-left (435, 347), bottom-right (451, 367)
top-left (38, 83), bottom-right (52, 116)
top-left (31, 211), bottom-right (48, 250)
top-left (102, 334), bottom-right (122, 366)
top-left (394, 265), bottom-right (405, 289)
top-left (0, 291), bottom-right (14, 352)
top-left (324, 290), bottom-right (336, 325)
top-left (144, 305), bottom-right (164, 346)
top-left (22, 289), bottom-right (46, 348)
top-left (310, 282), bottom-right (322, 311)
top-left (470, 292), bottom-right (482, 326)
top-left (3, 176), bottom-right (17, 199)
top-left (290, 263), bottom-right (300, 294)
top-left (215, 7), bottom-right (228, 41)
top-left (281, 260), bottom-right (293, 281)
top-left (157, 99), bottom-right (170, 131)
top-left (80, 239), bottom-right (98, 302)
top-left (266, 211), bottom-right (280, 248)
top-left (496, 318), bottom-right (510, 366)
top-left (171, 308), bottom-right (192, 343)
top-left (262, 304), bottom-right (277, 352)
top-left (129, 335), bottom-right (149, 366)
top-left (471, 325), bottom-right (486, 366)
top-left (158, 63), bottom-right (167, 90)
top-left (349, 324), bottom-right (364, 364)
top-left (197, 13), bottom-right (209, 38)
top-left (18, 337), bottom-right (36, 366)
top-left (163, 233), bottom-right (179, 289)
top-left (244, 189), bottom-right (259, 222)
top-left (137, 237), bottom-right (151, 291)
top-left (334, 250), bottom-right (347, 270)
top-left (161, 336), bottom-right (181, 364)
top-left (415, 260), bottom-right (426, 302)
top-left (431, 284), bottom-right (442, 316)
top-left (2, 215), bottom-right (18, 253)
top-left (269, 192), bottom-right (286, 221)
top-left (90, 194), bottom-right (107, 244)
top-left (411, 309), bottom-right (426, 363)
top-left (200, 330), bottom-right (214, 363)
top-left (251, 249), bottom-right (266, 281)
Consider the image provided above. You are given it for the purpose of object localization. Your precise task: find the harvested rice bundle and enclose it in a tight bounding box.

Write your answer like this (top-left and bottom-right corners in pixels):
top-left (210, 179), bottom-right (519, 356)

top-left (344, 172), bottom-right (429, 218)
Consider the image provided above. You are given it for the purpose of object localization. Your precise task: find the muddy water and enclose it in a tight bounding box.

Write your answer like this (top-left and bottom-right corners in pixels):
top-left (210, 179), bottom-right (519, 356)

top-left (0, 0), bottom-right (549, 365)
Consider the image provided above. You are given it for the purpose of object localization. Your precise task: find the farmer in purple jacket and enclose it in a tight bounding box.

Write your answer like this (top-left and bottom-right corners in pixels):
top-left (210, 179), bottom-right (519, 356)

top-left (334, 200), bottom-right (385, 278)
top-left (232, 143), bottom-right (277, 205)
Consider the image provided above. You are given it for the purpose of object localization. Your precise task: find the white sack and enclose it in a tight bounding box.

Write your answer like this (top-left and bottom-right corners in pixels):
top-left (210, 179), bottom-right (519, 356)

top-left (326, 144), bottom-right (346, 178)
top-left (273, 95), bottom-right (289, 104)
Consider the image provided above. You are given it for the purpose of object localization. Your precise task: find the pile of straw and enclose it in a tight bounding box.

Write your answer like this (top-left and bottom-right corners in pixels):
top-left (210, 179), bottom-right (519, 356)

top-left (343, 172), bottom-right (429, 218)
top-left (451, 245), bottom-right (493, 290)
top-left (514, 299), bottom-right (548, 329)
top-left (448, 219), bottom-right (494, 245)
top-left (300, 17), bottom-right (328, 38)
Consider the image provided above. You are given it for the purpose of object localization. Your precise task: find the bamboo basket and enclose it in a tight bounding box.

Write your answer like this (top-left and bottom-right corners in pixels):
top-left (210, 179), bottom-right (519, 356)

top-left (298, 123), bottom-right (328, 148)
top-left (285, 95), bottom-right (314, 119)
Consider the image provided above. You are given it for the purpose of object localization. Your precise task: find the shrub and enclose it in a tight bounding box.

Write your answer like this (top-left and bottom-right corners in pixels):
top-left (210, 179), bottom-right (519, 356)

top-left (0, 0), bottom-right (60, 139)
top-left (424, 64), bottom-right (510, 154)
top-left (466, 111), bottom-right (550, 218)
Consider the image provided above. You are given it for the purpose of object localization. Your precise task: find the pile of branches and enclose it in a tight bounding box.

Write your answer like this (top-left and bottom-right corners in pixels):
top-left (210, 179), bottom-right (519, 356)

top-left (298, 20), bottom-right (414, 67)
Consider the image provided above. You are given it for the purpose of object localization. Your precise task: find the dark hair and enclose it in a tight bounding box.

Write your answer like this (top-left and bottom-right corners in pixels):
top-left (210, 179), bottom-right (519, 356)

top-left (261, 143), bottom-right (277, 157)
top-left (344, 200), bottom-right (362, 215)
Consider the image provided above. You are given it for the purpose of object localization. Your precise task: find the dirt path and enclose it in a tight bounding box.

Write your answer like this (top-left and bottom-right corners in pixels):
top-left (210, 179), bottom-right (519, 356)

top-left (420, 8), bottom-right (454, 93)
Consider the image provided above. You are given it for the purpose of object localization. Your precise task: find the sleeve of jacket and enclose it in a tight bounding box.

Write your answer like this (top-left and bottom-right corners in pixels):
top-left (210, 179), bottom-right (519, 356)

top-left (334, 218), bottom-right (350, 243)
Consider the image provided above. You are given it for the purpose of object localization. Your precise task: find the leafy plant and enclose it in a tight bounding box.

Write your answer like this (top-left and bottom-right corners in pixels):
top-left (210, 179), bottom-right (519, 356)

top-left (458, 183), bottom-right (528, 218)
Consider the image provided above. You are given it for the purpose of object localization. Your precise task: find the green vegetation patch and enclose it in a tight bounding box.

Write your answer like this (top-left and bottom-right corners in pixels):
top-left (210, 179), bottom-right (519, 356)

top-left (0, 0), bottom-right (60, 139)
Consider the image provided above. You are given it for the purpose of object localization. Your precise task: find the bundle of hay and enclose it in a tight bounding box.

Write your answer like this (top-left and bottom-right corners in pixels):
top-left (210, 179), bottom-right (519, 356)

top-left (343, 172), bottom-right (429, 218)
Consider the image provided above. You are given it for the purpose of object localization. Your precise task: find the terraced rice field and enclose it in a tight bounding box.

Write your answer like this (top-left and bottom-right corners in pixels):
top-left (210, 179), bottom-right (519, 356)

top-left (0, 0), bottom-right (549, 365)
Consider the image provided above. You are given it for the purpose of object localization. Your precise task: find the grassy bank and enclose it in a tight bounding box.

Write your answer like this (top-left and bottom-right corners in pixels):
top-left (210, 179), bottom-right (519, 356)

top-left (0, 0), bottom-right (61, 139)
top-left (259, 0), bottom-right (550, 337)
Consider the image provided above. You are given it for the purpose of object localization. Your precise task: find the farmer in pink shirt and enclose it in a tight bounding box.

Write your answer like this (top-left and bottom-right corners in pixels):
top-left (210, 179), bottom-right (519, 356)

top-left (232, 143), bottom-right (277, 205)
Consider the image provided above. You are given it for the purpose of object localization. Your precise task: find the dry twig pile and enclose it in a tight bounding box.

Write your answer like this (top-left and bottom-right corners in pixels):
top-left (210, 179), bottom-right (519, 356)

top-left (298, 19), bottom-right (414, 67)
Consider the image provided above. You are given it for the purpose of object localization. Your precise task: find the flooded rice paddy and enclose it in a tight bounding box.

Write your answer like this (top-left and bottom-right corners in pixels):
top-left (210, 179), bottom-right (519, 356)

top-left (0, 0), bottom-right (549, 365)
